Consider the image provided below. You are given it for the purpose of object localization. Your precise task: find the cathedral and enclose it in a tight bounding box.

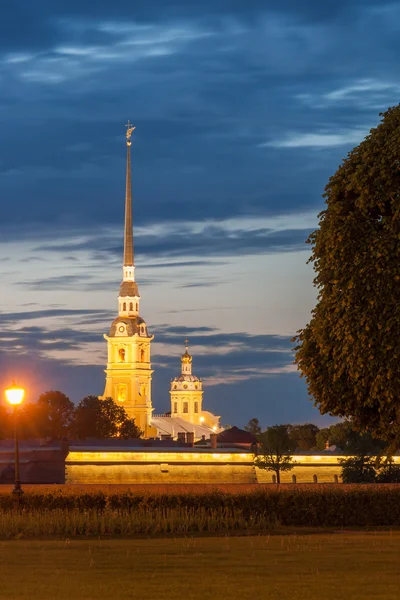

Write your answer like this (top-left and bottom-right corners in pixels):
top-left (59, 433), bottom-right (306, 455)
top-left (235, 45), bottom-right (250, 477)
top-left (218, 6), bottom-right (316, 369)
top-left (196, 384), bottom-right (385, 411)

top-left (101, 124), bottom-right (220, 439)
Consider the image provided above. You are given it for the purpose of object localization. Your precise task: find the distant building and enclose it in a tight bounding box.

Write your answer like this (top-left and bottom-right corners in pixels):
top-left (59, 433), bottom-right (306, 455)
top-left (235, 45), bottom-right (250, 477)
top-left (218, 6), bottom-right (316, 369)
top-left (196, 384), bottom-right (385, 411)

top-left (101, 125), bottom-right (220, 439)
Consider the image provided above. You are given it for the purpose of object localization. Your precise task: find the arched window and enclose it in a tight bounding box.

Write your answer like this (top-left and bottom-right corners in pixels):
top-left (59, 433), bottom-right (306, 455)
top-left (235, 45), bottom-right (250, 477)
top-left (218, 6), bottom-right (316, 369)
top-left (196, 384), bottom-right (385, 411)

top-left (118, 348), bottom-right (126, 362)
top-left (183, 402), bottom-right (188, 414)
top-left (140, 348), bottom-right (145, 362)
top-left (123, 302), bottom-right (126, 311)
top-left (129, 302), bottom-right (133, 311)
top-left (136, 303), bottom-right (138, 311)
top-left (174, 402), bottom-right (177, 413)
top-left (194, 402), bottom-right (198, 413)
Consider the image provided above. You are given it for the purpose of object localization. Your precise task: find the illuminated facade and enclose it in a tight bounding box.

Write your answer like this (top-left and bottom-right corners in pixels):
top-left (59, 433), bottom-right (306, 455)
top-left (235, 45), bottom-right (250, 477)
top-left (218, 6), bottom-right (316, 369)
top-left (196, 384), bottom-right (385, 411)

top-left (169, 342), bottom-right (219, 430)
top-left (102, 124), bottom-right (156, 437)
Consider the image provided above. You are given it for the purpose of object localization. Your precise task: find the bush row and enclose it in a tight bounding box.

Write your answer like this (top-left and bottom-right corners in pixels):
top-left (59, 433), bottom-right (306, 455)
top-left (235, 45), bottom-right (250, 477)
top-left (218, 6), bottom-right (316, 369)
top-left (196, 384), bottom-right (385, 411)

top-left (0, 486), bottom-right (400, 528)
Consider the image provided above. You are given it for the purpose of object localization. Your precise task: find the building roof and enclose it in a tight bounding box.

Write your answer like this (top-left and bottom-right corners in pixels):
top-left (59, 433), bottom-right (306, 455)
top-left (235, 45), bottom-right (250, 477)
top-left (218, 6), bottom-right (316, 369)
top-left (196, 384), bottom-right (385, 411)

top-left (109, 316), bottom-right (147, 337)
top-left (172, 374), bottom-right (200, 383)
top-left (151, 416), bottom-right (216, 439)
top-left (217, 426), bottom-right (257, 444)
top-left (67, 439), bottom-right (250, 454)
top-left (119, 280), bottom-right (140, 298)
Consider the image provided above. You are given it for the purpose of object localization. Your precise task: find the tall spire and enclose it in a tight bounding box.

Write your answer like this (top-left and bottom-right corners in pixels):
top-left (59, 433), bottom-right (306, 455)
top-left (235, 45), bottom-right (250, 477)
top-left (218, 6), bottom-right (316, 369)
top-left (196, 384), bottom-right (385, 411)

top-left (124, 121), bottom-right (135, 268)
top-left (118, 121), bottom-right (140, 316)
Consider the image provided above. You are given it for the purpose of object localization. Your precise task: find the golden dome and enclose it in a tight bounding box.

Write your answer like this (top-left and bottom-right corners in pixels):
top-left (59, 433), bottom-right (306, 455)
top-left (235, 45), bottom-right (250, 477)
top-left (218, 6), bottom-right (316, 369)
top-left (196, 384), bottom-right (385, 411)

top-left (181, 349), bottom-right (192, 364)
top-left (181, 340), bottom-right (192, 364)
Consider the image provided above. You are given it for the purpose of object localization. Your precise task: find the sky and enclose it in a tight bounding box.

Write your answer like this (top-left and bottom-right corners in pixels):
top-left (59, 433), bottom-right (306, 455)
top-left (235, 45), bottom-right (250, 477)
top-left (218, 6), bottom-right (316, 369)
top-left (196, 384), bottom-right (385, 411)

top-left (1, 0), bottom-right (399, 429)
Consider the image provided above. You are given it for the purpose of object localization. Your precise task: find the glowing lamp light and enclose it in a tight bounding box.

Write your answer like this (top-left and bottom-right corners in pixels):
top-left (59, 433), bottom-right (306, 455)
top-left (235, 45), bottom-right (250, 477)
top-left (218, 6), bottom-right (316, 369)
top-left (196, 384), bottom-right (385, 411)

top-left (199, 416), bottom-right (205, 423)
top-left (5, 382), bottom-right (25, 406)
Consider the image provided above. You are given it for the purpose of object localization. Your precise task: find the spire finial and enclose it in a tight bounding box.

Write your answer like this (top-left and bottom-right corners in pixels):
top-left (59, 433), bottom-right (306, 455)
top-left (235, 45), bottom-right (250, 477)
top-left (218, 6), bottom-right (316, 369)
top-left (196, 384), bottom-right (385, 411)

top-left (125, 120), bottom-right (136, 146)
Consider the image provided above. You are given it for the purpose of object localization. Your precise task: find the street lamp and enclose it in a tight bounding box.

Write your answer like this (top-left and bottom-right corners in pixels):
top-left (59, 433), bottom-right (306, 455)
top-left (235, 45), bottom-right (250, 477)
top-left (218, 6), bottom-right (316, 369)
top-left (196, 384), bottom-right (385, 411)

top-left (5, 382), bottom-right (25, 497)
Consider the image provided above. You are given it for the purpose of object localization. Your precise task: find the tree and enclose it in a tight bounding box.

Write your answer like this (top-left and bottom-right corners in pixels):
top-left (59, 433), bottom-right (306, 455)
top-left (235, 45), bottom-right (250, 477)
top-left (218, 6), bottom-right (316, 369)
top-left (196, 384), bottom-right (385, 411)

top-left (0, 405), bottom-right (11, 440)
top-left (294, 105), bottom-right (400, 448)
top-left (288, 423), bottom-right (319, 451)
top-left (36, 390), bottom-right (75, 439)
top-left (376, 458), bottom-right (400, 483)
top-left (339, 454), bottom-right (376, 484)
top-left (118, 417), bottom-right (143, 440)
top-left (74, 396), bottom-right (142, 439)
top-left (244, 418), bottom-right (262, 435)
top-left (315, 421), bottom-right (354, 451)
top-left (255, 425), bottom-right (295, 484)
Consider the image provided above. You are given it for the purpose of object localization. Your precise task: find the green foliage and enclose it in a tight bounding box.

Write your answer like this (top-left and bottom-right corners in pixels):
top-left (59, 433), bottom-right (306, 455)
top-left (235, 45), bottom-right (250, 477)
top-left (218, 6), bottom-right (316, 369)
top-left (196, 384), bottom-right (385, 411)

top-left (36, 391), bottom-right (75, 439)
top-left (376, 458), bottom-right (400, 483)
top-left (288, 423), bottom-right (319, 450)
top-left (0, 487), bottom-right (400, 533)
top-left (294, 105), bottom-right (400, 446)
top-left (118, 417), bottom-right (143, 439)
top-left (339, 455), bottom-right (376, 483)
top-left (256, 425), bottom-right (295, 483)
top-left (244, 418), bottom-right (262, 435)
top-left (74, 396), bottom-right (142, 439)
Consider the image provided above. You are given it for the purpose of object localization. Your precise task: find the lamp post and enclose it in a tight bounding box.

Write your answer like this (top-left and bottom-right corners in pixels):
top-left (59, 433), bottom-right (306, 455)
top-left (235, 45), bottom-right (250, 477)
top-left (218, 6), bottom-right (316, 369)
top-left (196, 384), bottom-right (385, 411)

top-left (5, 382), bottom-right (25, 497)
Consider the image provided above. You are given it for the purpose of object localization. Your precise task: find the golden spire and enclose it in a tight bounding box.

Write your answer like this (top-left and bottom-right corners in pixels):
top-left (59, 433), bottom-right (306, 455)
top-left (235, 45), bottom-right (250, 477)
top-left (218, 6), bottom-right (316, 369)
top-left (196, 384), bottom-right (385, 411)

top-left (123, 121), bottom-right (135, 267)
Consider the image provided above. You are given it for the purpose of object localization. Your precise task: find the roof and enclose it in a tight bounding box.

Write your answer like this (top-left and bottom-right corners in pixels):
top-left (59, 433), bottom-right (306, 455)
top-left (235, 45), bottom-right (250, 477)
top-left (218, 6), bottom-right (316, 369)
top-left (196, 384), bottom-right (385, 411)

top-left (109, 316), bottom-right (148, 337)
top-left (172, 374), bottom-right (200, 382)
top-left (68, 441), bottom-right (250, 454)
top-left (151, 416), bottom-right (216, 439)
top-left (119, 280), bottom-right (140, 298)
top-left (217, 426), bottom-right (257, 444)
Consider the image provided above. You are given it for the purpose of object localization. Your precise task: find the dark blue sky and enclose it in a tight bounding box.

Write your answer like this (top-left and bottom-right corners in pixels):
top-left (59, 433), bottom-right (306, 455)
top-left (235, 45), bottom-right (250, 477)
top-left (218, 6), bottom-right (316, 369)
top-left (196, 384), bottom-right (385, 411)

top-left (1, 0), bottom-right (399, 427)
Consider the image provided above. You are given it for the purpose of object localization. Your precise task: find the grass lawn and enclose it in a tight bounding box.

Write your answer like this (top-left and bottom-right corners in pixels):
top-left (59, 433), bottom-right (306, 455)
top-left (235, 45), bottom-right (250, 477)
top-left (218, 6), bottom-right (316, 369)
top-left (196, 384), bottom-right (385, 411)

top-left (0, 533), bottom-right (399, 599)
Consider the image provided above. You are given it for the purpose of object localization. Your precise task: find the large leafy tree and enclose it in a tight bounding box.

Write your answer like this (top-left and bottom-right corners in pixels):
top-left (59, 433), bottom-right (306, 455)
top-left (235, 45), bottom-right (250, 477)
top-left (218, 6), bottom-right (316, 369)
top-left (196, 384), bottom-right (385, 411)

top-left (288, 423), bottom-right (319, 451)
top-left (339, 454), bottom-right (376, 484)
top-left (255, 425), bottom-right (295, 484)
top-left (294, 105), bottom-right (400, 447)
top-left (36, 391), bottom-right (75, 439)
top-left (74, 396), bottom-right (142, 439)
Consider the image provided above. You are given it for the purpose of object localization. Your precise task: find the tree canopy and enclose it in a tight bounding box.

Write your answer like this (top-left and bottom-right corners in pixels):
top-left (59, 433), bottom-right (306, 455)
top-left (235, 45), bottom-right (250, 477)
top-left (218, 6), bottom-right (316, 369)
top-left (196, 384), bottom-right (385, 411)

top-left (294, 105), bottom-right (400, 447)
top-left (255, 425), bottom-right (295, 484)
top-left (36, 390), bottom-right (75, 439)
top-left (74, 396), bottom-right (142, 440)
top-left (244, 418), bottom-right (262, 435)
top-left (288, 423), bottom-right (319, 451)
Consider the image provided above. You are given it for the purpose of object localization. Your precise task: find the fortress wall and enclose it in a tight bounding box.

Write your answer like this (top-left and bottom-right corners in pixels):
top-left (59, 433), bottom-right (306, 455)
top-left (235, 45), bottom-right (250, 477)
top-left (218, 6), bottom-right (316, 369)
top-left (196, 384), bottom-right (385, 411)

top-left (66, 463), bottom-right (257, 484)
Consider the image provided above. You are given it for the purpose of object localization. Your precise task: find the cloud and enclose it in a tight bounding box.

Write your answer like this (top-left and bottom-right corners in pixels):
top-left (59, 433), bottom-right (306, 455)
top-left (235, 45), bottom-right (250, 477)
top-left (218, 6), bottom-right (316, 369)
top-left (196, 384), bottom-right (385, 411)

top-left (0, 308), bottom-right (114, 325)
top-left (263, 128), bottom-right (368, 149)
top-left (27, 218), bottom-right (313, 264)
top-left (0, 0), bottom-right (396, 429)
top-left (298, 79), bottom-right (400, 111)
top-left (325, 80), bottom-right (400, 102)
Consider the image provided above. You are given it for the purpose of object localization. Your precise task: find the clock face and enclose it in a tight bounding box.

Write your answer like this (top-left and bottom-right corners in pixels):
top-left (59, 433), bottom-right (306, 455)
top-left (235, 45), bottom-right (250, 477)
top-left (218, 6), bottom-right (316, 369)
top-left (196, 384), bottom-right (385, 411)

top-left (119, 325), bottom-right (125, 333)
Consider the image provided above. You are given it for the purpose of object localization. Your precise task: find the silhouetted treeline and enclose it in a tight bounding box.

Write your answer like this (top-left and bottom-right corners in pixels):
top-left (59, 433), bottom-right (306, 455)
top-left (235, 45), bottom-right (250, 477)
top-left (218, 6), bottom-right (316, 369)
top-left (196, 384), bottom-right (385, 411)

top-left (0, 391), bottom-right (142, 440)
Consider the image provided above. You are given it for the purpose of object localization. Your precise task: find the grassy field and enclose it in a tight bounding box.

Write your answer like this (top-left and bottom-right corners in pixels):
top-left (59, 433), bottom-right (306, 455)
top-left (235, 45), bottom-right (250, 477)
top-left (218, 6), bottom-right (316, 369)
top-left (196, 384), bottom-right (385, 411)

top-left (0, 533), bottom-right (399, 600)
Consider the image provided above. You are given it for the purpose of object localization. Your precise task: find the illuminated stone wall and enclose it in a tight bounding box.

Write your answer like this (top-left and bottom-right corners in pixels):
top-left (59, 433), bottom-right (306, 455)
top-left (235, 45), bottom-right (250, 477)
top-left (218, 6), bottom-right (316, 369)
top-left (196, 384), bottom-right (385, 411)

top-left (65, 450), bottom-right (400, 485)
top-left (66, 450), bottom-right (257, 484)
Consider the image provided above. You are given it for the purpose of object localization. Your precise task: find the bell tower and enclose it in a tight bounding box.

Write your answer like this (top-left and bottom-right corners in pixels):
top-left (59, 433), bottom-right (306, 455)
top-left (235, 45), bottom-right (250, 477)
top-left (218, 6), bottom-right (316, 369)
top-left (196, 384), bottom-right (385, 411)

top-left (102, 123), bottom-right (156, 437)
top-left (170, 341), bottom-right (204, 424)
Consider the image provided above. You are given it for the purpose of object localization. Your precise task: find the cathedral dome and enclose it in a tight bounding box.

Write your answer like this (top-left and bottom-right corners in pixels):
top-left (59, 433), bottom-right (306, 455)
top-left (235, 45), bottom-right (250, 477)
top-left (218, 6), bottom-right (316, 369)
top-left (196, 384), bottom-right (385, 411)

top-left (109, 316), bottom-right (148, 337)
top-left (173, 374), bottom-right (200, 383)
